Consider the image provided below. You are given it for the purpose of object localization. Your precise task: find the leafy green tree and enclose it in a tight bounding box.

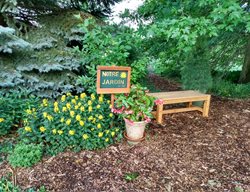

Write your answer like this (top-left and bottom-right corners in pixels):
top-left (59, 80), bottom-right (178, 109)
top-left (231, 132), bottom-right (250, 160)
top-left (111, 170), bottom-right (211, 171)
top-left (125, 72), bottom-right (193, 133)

top-left (129, 0), bottom-right (250, 90)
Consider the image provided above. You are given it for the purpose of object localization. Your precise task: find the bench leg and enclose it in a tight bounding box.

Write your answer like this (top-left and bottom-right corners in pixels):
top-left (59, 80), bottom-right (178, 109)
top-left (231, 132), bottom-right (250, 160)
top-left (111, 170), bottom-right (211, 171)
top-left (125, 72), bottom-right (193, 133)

top-left (187, 102), bottom-right (192, 108)
top-left (203, 96), bottom-right (211, 117)
top-left (156, 104), bottom-right (163, 124)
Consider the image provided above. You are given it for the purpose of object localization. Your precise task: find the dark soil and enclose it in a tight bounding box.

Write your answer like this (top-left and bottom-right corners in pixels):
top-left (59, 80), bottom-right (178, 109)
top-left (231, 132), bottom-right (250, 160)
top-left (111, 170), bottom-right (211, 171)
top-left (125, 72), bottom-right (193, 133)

top-left (1, 74), bottom-right (250, 192)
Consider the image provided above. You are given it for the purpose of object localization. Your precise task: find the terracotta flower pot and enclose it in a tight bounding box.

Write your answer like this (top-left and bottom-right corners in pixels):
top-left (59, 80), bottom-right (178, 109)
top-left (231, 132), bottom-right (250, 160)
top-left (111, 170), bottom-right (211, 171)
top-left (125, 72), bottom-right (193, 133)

top-left (124, 119), bottom-right (146, 144)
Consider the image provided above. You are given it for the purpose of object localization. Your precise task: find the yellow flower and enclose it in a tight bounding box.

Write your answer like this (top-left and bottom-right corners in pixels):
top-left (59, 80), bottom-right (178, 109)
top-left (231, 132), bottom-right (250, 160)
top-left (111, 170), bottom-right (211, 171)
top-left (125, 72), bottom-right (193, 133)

top-left (47, 115), bottom-right (53, 121)
top-left (39, 126), bottom-right (46, 132)
top-left (76, 114), bottom-right (81, 121)
top-left (71, 99), bottom-right (76, 104)
top-left (82, 134), bottom-right (89, 140)
top-left (80, 106), bottom-right (85, 112)
top-left (111, 132), bottom-right (115, 137)
top-left (0, 118), bottom-right (5, 123)
top-left (75, 96), bottom-right (79, 100)
top-left (60, 117), bottom-right (64, 123)
top-left (66, 119), bottom-right (71, 125)
top-left (91, 94), bottom-right (96, 100)
top-left (54, 101), bottom-right (58, 107)
top-left (52, 129), bottom-right (57, 134)
top-left (120, 72), bottom-right (127, 78)
top-left (42, 99), bottom-right (48, 106)
top-left (88, 106), bottom-right (92, 112)
top-left (62, 107), bottom-right (67, 112)
top-left (107, 100), bottom-right (110, 104)
top-left (69, 130), bottom-right (75, 135)
top-left (88, 116), bottom-right (93, 121)
top-left (70, 111), bottom-right (75, 117)
top-left (96, 105), bottom-right (101, 109)
top-left (105, 138), bottom-right (109, 142)
top-left (54, 107), bottom-right (59, 113)
top-left (61, 95), bottom-right (66, 102)
top-left (74, 105), bottom-right (79, 110)
top-left (97, 123), bottom-right (101, 129)
top-left (92, 118), bottom-right (96, 124)
top-left (98, 132), bottom-right (103, 138)
top-left (80, 93), bottom-right (86, 99)
top-left (98, 97), bottom-right (103, 103)
top-left (109, 113), bottom-right (113, 117)
top-left (77, 102), bottom-right (82, 106)
top-left (105, 130), bottom-right (110, 134)
top-left (66, 103), bottom-right (71, 109)
top-left (88, 100), bottom-right (92, 105)
top-left (32, 108), bottom-right (36, 112)
top-left (115, 128), bottom-right (119, 132)
top-left (58, 130), bottom-right (63, 135)
top-left (26, 109), bottom-right (32, 114)
top-left (24, 126), bottom-right (32, 132)
top-left (91, 128), bottom-right (94, 131)
top-left (98, 115), bottom-right (103, 120)
top-left (43, 112), bottom-right (48, 118)
top-left (79, 120), bottom-right (84, 126)
top-left (66, 92), bottom-right (71, 96)
top-left (109, 104), bottom-right (112, 109)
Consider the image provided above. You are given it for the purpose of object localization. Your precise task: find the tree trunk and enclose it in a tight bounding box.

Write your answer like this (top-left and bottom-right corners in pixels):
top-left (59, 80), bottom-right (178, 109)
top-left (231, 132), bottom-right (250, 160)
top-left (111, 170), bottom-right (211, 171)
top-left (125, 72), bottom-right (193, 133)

top-left (239, 36), bottom-right (250, 83)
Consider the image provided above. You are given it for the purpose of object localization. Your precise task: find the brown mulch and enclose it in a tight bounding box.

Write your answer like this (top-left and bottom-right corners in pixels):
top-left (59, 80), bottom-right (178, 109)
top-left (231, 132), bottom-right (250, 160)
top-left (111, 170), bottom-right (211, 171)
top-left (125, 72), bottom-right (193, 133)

top-left (1, 75), bottom-right (250, 192)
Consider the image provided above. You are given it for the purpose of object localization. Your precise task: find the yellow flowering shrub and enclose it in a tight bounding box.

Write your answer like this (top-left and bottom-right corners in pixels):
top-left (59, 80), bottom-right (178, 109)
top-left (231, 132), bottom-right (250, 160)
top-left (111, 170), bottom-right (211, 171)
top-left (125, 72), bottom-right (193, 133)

top-left (19, 93), bottom-right (122, 155)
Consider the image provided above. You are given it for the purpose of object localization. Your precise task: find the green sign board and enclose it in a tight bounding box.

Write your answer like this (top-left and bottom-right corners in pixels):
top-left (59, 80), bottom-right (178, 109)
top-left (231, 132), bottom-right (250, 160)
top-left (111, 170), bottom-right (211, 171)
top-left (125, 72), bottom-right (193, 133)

top-left (100, 70), bottom-right (128, 88)
top-left (97, 66), bottom-right (131, 94)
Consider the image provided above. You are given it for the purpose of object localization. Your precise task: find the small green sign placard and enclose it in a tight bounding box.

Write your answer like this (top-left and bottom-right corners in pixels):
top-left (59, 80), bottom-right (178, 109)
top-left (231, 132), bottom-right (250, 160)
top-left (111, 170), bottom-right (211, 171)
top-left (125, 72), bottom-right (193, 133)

top-left (100, 70), bottom-right (128, 88)
top-left (97, 66), bottom-right (131, 94)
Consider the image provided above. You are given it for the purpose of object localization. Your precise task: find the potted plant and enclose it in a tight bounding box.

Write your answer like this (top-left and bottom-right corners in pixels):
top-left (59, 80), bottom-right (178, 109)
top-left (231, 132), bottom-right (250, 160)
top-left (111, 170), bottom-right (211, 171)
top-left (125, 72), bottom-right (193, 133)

top-left (112, 85), bottom-right (155, 144)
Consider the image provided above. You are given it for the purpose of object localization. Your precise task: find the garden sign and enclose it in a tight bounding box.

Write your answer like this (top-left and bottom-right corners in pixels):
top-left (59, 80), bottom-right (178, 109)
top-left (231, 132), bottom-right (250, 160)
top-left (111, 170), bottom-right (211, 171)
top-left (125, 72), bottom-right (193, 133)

top-left (96, 66), bottom-right (131, 106)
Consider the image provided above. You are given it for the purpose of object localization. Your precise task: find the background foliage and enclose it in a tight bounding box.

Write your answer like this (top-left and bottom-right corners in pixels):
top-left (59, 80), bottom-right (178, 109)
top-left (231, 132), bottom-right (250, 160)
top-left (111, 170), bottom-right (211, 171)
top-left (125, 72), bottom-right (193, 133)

top-left (122, 0), bottom-right (250, 93)
top-left (77, 18), bottom-right (148, 93)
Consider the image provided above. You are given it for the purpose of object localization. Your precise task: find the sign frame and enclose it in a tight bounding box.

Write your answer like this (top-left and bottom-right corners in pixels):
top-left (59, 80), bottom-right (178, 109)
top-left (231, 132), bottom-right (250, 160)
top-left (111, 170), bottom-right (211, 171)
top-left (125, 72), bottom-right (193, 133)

top-left (96, 66), bottom-right (131, 94)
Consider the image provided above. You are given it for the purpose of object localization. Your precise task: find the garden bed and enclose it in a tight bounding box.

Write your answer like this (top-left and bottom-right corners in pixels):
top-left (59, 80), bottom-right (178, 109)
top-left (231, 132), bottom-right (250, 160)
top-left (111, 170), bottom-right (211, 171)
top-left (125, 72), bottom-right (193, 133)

top-left (0, 75), bottom-right (249, 192)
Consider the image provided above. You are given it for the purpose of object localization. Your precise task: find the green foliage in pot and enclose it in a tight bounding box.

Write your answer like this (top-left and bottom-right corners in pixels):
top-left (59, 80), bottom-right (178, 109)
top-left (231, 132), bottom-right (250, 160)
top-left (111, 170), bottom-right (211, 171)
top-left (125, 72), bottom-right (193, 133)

top-left (19, 93), bottom-right (123, 155)
top-left (8, 143), bottom-right (43, 168)
top-left (113, 85), bottom-right (155, 123)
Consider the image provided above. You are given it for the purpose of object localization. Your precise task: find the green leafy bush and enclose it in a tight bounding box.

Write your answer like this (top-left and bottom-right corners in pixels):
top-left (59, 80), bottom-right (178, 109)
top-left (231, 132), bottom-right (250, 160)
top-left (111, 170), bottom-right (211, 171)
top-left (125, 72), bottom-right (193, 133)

top-left (0, 175), bottom-right (46, 192)
top-left (211, 79), bottom-right (250, 99)
top-left (8, 143), bottom-right (43, 168)
top-left (77, 18), bottom-right (148, 93)
top-left (19, 93), bottom-right (123, 155)
top-left (0, 90), bottom-right (39, 136)
top-left (0, 175), bottom-right (20, 192)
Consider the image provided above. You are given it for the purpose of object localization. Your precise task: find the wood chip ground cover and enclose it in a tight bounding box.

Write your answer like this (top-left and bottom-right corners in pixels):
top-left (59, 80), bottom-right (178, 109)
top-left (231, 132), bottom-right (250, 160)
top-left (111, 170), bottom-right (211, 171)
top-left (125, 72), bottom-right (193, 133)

top-left (0, 75), bottom-right (249, 192)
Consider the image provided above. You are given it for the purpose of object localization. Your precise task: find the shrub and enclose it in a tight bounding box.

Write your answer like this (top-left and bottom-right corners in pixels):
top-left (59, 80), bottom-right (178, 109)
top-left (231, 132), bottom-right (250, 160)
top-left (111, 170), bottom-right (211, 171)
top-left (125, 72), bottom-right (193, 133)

top-left (0, 175), bottom-right (20, 192)
top-left (211, 79), bottom-right (250, 99)
top-left (77, 18), bottom-right (148, 93)
top-left (19, 93), bottom-right (123, 155)
top-left (0, 175), bottom-right (46, 192)
top-left (8, 143), bottom-right (43, 168)
top-left (0, 90), bottom-right (39, 136)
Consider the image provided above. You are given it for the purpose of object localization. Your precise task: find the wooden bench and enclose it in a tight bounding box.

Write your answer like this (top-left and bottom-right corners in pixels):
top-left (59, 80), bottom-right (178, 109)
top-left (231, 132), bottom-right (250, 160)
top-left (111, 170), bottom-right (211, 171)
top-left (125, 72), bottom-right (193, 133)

top-left (147, 90), bottom-right (211, 124)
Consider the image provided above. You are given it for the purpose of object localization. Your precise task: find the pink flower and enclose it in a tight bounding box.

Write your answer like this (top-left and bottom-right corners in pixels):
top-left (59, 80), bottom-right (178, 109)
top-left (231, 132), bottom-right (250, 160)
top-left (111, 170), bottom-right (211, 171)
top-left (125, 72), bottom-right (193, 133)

top-left (124, 118), bottom-right (134, 125)
top-left (125, 110), bottom-right (133, 115)
top-left (111, 106), bottom-right (125, 114)
top-left (145, 117), bottom-right (151, 123)
top-left (155, 99), bottom-right (164, 105)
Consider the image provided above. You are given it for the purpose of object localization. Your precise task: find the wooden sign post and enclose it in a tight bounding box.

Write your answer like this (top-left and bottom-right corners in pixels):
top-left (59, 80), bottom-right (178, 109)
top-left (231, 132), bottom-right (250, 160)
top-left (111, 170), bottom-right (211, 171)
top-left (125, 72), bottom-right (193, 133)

top-left (96, 66), bottom-right (131, 107)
